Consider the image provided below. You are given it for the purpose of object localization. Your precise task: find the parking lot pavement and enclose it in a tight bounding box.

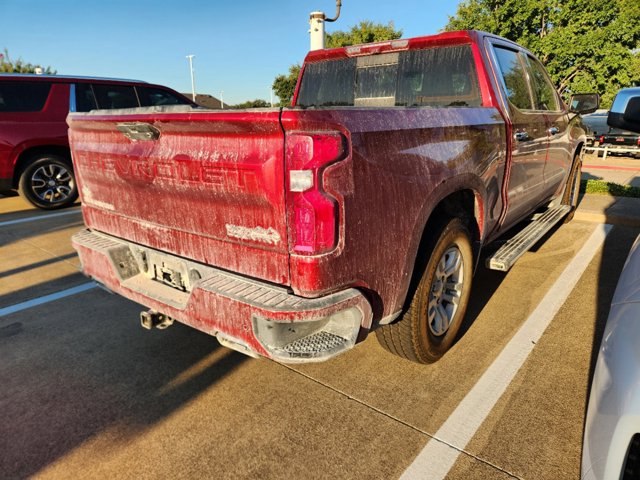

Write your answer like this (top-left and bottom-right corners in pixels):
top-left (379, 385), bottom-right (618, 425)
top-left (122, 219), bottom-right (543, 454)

top-left (450, 225), bottom-right (636, 480)
top-left (582, 151), bottom-right (640, 187)
top-left (1, 193), bottom-right (639, 479)
top-left (2, 290), bottom-right (429, 479)
top-left (0, 197), bottom-right (84, 305)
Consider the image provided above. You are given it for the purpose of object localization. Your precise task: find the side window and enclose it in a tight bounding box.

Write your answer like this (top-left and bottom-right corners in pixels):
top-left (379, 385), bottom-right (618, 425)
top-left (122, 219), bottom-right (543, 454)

top-left (75, 83), bottom-right (98, 112)
top-left (525, 56), bottom-right (560, 111)
top-left (0, 82), bottom-right (51, 112)
top-left (92, 84), bottom-right (139, 109)
top-left (493, 47), bottom-right (532, 111)
top-left (396, 45), bottom-right (482, 107)
top-left (138, 87), bottom-right (189, 107)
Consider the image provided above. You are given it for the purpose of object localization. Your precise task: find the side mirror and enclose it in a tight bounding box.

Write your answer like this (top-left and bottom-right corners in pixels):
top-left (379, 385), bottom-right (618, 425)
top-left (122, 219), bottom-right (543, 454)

top-left (608, 87), bottom-right (640, 133)
top-left (569, 93), bottom-right (600, 114)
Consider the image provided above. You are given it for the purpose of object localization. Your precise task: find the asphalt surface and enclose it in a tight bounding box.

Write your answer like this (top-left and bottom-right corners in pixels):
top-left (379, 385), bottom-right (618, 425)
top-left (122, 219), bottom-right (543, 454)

top-left (1, 171), bottom-right (639, 479)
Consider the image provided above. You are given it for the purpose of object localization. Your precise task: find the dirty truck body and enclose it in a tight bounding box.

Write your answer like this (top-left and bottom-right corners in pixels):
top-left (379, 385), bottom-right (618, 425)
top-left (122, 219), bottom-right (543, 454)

top-left (68, 31), bottom-right (585, 363)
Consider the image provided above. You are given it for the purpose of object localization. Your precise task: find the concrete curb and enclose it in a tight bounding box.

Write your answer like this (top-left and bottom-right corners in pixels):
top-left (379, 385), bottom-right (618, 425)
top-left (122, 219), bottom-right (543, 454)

top-left (574, 194), bottom-right (640, 228)
top-left (574, 211), bottom-right (640, 228)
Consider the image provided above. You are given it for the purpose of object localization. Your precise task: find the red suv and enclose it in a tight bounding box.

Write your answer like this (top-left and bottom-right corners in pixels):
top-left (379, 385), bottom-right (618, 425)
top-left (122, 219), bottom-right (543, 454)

top-left (0, 74), bottom-right (195, 209)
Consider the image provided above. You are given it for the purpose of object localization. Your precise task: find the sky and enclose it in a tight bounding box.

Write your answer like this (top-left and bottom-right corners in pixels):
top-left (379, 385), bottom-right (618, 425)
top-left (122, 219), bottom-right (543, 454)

top-left (1, 0), bottom-right (461, 105)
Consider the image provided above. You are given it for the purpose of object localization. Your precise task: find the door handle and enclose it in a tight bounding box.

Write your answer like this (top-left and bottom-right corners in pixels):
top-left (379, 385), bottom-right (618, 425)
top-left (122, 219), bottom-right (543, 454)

top-left (548, 127), bottom-right (560, 136)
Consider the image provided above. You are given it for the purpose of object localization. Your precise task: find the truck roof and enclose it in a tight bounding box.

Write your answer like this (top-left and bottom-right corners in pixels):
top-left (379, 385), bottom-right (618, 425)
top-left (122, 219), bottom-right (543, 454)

top-left (303, 30), bottom-right (522, 63)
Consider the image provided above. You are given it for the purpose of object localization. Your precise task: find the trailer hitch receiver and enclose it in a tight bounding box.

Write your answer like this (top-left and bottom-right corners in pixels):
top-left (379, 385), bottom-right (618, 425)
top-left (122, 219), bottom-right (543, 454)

top-left (140, 310), bottom-right (174, 330)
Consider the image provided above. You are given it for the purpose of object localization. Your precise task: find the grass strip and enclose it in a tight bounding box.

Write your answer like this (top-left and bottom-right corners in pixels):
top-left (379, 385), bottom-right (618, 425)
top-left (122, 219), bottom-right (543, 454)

top-left (580, 179), bottom-right (640, 198)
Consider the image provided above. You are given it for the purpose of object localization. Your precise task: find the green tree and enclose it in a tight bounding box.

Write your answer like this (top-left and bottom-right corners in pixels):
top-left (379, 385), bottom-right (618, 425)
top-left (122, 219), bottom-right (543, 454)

top-left (272, 64), bottom-right (301, 107)
top-left (445, 0), bottom-right (640, 107)
top-left (0, 48), bottom-right (56, 74)
top-left (231, 99), bottom-right (270, 109)
top-left (326, 20), bottom-right (402, 48)
top-left (272, 21), bottom-right (403, 106)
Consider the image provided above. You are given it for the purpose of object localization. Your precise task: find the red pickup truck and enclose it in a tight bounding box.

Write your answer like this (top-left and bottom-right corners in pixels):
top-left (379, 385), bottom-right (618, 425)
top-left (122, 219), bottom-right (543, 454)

top-left (68, 30), bottom-right (597, 364)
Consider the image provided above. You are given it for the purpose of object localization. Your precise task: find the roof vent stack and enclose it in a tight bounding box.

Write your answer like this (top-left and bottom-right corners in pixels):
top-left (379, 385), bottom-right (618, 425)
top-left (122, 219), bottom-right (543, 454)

top-left (309, 0), bottom-right (341, 51)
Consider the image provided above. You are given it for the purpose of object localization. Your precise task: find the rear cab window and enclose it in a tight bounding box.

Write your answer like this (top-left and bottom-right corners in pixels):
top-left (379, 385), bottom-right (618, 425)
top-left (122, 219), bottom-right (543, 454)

top-left (0, 82), bottom-right (52, 112)
top-left (296, 44), bottom-right (482, 108)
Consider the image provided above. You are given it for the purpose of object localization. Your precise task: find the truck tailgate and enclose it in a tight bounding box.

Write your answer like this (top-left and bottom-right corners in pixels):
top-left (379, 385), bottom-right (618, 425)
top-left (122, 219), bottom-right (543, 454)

top-left (68, 108), bottom-right (290, 285)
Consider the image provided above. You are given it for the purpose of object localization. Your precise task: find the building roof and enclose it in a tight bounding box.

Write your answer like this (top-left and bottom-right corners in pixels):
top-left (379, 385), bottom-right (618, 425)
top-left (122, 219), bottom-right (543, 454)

top-left (182, 93), bottom-right (226, 109)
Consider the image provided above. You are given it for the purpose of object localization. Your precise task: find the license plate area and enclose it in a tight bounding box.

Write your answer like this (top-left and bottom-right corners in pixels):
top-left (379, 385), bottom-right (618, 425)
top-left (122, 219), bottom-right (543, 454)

top-left (616, 137), bottom-right (625, 142)
top-left (154, 263), bottom-right (187, 291)
top-left (143, 252), bottom-right (193, 292)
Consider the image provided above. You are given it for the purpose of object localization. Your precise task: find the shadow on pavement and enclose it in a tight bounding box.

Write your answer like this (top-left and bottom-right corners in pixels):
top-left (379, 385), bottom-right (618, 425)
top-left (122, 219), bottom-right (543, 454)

top-left (457, 254), bottom-right (506, 340)
top-left (0, 272), bottom-right (88, 308)
top-left (0, 213), bottom-right (84, 248)
top-left (582, 171), bottom-right (603, 182)
top-left (0, 278), bottom-right (248, 479)
top-left (0, 193), bottom-right (81, 223)
top-left (0, 206), bottom-right (46, 219)
top-left (0, 252), bottom-right (78, 279)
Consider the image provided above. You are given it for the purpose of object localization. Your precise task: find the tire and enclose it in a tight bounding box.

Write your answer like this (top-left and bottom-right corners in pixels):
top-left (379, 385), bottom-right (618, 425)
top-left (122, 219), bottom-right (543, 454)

top-left (562, 154), bottom-right (582, 223)
top-left (18, 154), bottom-right (78, 210)
top-left (376, 217), bottom-right (473, 364)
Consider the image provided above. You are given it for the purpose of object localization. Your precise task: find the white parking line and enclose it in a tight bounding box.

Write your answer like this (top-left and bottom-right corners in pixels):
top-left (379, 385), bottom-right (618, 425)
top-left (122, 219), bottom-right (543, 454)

top-left (401, 223), bottom-right (613, 480)
top-left (0, 282), bottom-right (96, 317)
top-left (0, 208), bottom-right (81, 228)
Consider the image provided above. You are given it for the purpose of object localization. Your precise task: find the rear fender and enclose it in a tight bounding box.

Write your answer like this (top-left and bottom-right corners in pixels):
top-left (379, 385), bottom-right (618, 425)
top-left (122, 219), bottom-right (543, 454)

top-left (397, 175), bottom-right (486, 315)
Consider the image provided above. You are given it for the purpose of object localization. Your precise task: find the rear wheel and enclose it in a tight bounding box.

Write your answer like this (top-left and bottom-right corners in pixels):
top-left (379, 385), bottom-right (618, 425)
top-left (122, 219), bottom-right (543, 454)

top-left (19, 154), bottom-right (78, 209)
top-left (562, 154), bottom-right (582, 223)
top-left (376, 218), bottom-right (473, 364)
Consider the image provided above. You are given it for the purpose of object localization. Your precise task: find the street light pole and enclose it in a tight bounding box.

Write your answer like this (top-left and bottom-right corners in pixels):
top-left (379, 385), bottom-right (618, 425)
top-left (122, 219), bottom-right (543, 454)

top-left (186, 54), bottom-right (196, 102)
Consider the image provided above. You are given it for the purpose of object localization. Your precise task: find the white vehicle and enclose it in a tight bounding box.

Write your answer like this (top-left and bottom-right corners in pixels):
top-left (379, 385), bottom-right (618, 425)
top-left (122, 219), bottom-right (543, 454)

top-left (582, 87), bottom-right (640, 480)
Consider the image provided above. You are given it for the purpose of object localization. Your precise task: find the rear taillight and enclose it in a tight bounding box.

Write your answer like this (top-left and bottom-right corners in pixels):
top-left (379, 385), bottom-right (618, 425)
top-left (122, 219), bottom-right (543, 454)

top-left (637, 137), bottom-right (640, 146)
top-left (599, 135), bottom-right (605, 144)
top-left (285, 132), bottom-right (345, 255)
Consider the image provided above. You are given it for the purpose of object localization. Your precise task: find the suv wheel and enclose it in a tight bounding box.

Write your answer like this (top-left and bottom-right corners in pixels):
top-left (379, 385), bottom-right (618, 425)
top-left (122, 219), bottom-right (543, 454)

top-left (19, 155), bottom-right (78, 210)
